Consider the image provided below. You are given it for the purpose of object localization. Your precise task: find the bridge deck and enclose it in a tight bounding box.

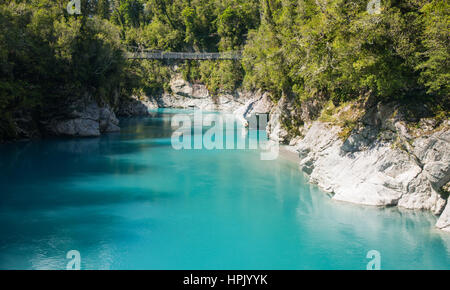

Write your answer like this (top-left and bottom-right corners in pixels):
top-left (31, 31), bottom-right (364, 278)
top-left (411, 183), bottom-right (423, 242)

top-left (125, 51), bottom-right (242, 60)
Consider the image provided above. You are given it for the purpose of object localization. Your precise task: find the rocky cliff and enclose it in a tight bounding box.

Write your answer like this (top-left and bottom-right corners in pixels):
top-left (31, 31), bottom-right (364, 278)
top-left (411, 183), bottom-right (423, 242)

top-left (140, 78), bottom-right (449, 232)
top-left (137, 74), bottom-right (259, 113)
top-left (25, 73), bottom-right (446, 233)
top-left (264, 98), bottom-right (450, 232)
top-left (43, 98), bottom-right (120, 137)
top-left (2, 96), bottom-right (122, 141)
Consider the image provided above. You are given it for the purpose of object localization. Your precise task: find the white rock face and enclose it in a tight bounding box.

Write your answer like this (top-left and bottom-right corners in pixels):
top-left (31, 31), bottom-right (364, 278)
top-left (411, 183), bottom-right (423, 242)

top-left (52, 119), bottom-right (100, 137)
top-left (232, 92), bottom-right (272, 128)
top-left (47, 101), bottom-right (120, 137)
top-left (283, 118), bottom-right (450, 231)
top-left (144, 75), bottom-right (255, 112)
top-left (261, 95), bottom-right (450, 231)
top-left (266, 98), bottom-right (291, 143)
top-left (437, 189), bottom-right (450, 232)
top-left (141, 75), bottom-right (450, 232)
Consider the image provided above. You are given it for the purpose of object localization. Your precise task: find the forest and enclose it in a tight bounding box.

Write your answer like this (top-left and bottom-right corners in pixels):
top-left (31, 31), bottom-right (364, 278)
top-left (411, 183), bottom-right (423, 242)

top-left (0, 0), bottom-right (448, 140)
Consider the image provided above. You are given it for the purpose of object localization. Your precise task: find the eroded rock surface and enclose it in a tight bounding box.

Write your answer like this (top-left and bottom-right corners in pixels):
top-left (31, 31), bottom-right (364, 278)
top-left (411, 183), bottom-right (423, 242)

top-left (437, 182), bottom-right (450, 232)
top-left (124, 75), bottom-right (450, 232)
top-left (117, 96), bottom-right (150, 117)
top-left (45, 100), bottom-right (120, 137)
top-left (144, 75), bottom-right (256, 113)
top-left (273, 102), bottom-right (450, 231)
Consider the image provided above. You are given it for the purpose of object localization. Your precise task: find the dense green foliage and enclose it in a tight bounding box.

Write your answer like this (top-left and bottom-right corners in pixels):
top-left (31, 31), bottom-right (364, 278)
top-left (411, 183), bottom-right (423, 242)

top-left (243, 0), bottom-right (449, 107)
top-left (0, 0), bottom-right (126, 139)
top-left (0, 0), bottom-right (448, 140)
top-left (118, 0), bottom-right (260, 95)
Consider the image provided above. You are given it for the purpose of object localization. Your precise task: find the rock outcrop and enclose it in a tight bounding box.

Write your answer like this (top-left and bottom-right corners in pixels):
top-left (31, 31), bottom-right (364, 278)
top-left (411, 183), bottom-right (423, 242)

top-left (233, 92), bottom-right (272, 127)
top-left (266, 99), bottom-right (450, 232)
top-left (117, 95), bottom-right (151, 117)
top-left (144, 75), bottom-right (255, 113)
top-left (437, 184), bottom-right (450, 231)
top-left (44, 99), bottom-right (120, 137)
top-left (114, 73), bottom-right (450, 233)
top-left (266, 96), bottom-right (305, 145)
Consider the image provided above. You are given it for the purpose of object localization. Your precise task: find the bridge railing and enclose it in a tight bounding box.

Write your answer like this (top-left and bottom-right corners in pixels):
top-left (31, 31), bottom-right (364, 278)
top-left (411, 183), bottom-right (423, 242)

top-left (125, 49), bottom-right (242, 60)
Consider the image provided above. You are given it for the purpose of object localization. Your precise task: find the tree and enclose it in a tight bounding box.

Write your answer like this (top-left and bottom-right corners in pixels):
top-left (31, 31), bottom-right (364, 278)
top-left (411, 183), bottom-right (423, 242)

top-left (417, 0), bottom-right (449, 98)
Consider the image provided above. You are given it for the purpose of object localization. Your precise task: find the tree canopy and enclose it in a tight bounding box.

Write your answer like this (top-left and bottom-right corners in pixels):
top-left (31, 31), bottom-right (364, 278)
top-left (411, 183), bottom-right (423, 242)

top-left (0, 0), bottom-right (448, 139)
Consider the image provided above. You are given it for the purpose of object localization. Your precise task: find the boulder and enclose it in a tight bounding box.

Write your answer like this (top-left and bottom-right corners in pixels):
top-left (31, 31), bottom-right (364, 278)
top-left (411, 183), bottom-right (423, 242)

top-left (51, 118), bottom-right (100, 137)
top-left (295, 118), bottom-right (449, 225)
top-left (99, 106), bottom-right (120, 133)
top-left (437, 199), bottom-right (450, 232)
top-left (170, 77), bottom-right (194, 97)
top-left (148, 75), bottom-right (255, 112)
top-left (46, 100), bottom-right (120, 137)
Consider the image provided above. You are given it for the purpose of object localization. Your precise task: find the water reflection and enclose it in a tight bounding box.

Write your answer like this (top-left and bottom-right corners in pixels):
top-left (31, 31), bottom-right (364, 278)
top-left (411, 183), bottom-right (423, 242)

top-left (0, 110), bottom-right (449, 269)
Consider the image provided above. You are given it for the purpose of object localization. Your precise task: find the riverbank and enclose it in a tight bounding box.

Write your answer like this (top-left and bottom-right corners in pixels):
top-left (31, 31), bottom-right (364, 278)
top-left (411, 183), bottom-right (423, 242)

top-left (126, 75), bottom-right (449, 233)
top-left (1, 71), bottom-right (449, 233)
top-left (1, 110), bottom-right (449, 269)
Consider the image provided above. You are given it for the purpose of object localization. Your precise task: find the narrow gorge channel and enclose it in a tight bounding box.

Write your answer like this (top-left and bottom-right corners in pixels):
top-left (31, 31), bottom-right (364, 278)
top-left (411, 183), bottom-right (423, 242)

top-left (1, 0), bottom-right (448, 272)
top-left (0, 109), bottom-right (449, 270)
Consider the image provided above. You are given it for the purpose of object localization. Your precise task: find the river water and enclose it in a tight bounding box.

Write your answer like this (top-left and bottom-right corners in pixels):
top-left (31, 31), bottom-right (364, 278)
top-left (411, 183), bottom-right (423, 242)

top-left (0, 109), bottom-right (449, 269)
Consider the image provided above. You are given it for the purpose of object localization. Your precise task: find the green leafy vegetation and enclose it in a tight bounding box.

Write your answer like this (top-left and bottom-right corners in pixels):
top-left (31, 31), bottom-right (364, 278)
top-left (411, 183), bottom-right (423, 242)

top-left (0, 0), bottom-right (126, 139)
top-left (243, 0), bottom-right (449, 110)
top-left (0, 0), bottom-right (448, 141)
top-left (119, 0), bottom-right (260, 94)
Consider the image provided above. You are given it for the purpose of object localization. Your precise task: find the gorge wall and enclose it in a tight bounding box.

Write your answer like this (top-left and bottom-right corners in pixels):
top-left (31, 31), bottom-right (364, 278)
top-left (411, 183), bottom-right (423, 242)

top-left (5, 73), bottom-right (449, 233)
top-left (285, 104), bottom-right (450, 232)
top-left (4, 95), bottom-right (122, 141)
top-left (133, 75), bottom-right (450, 232)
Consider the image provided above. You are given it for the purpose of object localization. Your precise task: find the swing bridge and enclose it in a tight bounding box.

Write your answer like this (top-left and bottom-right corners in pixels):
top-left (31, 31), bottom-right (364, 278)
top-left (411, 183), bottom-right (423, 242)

top-left (125, 46), bottom-right (242, 60)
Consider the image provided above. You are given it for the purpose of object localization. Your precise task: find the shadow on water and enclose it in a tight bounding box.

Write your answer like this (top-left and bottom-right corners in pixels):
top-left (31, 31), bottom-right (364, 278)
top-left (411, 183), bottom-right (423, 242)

top-left (0, 141), bottom-right (153, 190)
top-left (292, 173), bottom-right (450, 269)
top-left (0, 110), bottom-right (449, 269)
top-left (0, 113), bottom-right (182, 269)
top-left (0, 115), bottom-right (179, 183)
top-left (0, 208), bottom-right (155, 270)
top-left (0, 185), bottom-right (174, 211)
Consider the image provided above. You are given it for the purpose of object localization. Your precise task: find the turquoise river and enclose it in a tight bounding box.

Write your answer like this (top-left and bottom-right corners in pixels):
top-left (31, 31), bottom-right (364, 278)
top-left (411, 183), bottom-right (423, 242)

top-left (0, 109), bottom-right (449, 270)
